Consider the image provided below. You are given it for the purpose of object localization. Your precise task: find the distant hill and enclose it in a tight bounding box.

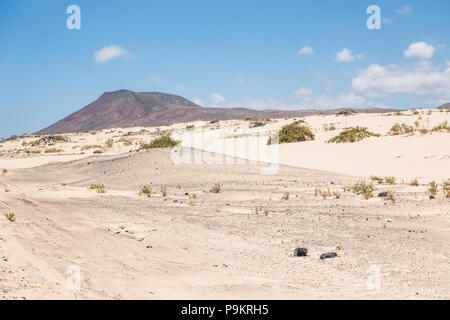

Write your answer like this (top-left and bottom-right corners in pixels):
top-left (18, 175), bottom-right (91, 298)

top-left (437, 103), bottom-right (450, 109)
top-left (37, 90), bottom-right (397, 134)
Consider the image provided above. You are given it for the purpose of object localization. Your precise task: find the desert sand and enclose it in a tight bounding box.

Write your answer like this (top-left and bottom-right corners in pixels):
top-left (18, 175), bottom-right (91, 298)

top-left (0, 109), bottom-right (449, 299)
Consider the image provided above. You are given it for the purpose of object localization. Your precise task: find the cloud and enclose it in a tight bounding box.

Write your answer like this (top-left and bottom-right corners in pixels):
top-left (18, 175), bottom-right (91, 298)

top-left (293, 87), bottom-right (312, 97)
top-left (404, 42), bottom-right (435, 59)
top-left (148, 76), bottom-right (160, 83)
top-left (336, 48), bottom-right (354, 62)
top-left (209, 93), bottom-right (226, 104)
top-left (296, 92), bottom-right (374, 109)
top-left (298, 46), bottom-right (315, 55)
top-left (94, 45), bottom-right (127, 63)
top-left (397, 5), bottom-right (413, 15)
top-left (352, 62), bottom-right (450, 97)
top-left (192, 98), bottom-right (203, 106)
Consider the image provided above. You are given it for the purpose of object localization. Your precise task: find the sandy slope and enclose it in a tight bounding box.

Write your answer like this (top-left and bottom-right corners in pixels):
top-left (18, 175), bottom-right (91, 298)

top-left (0, 109), bottom-right (449, 299)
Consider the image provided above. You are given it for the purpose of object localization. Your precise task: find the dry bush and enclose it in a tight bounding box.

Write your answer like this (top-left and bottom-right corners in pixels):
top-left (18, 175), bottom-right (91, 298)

top-left (105, 138), bottom-right (114, 148)
top-left (327, 127), bottom-right (380, 143)
top-left (282, 192), bottom-right (289, 200)
top-left (1, 168), bottom-right (7, 175)
top-left (383, 191), bottom-right (396, 202)
top-left (351, 180), bottom-right (375, 199)
top-left (388, 123), bottom-right (414, 135)
top-left (4, 212), bottom-right (15, 222)
top-left (268, 123), bottom-right (314, 145)
top-left (210, 183), bottom-right (222, 193)
top-left (409, 178), bottom-right (419, 186)
top-left (138, 185), bottom-right (152, 197)
top-left (145, 136), bottom-right (180, 149)
top-left (432, 121), bottom-right (450, 132)
top-left (370, 175), bottom-right (383, 182)
top-left (443, 179), bottom-right (450, 198)
top-left (384, 176), bottom-right (396, 185)
top-left (88, 184), bottom-right (106, 193)
top-left (428, 182), bottom-right (438, 195)
top-left (161, 185), bottom-right (167, 197)
top-left (81, 145), bottom-right (103, 151)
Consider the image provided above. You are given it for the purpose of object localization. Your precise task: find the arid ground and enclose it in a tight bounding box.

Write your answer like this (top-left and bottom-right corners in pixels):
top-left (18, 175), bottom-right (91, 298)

top-left (0, 109), bottom-right (449, 299)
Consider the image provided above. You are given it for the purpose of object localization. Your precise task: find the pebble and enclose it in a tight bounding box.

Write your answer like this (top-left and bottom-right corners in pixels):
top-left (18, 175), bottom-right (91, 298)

top-left (294, 247), bottom-right (308, 257)
top-left (320, 252), bottom-right (338, 260)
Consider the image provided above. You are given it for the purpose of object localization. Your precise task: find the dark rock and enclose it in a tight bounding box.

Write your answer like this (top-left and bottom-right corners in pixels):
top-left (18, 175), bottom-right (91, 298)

top-left (294, 247), bottom-right (308, 257)
top-left (429, 195), bottom-right (435, 199)
top-left (93, 150), bottom-right (103, 154)
top-left (320, 252), bottom-right (338, 260)
top-left (378, 191), bottom-right (388, 197)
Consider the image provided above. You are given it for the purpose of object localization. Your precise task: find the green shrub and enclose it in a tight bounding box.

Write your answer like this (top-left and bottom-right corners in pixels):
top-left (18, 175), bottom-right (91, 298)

top-left (351, 180), bottom-right (375, 199)
top-left (432, 121), bottom-right (450, 132)
top-left (388, 123), bottom-right (414, 135)
top-left (268, 123), bottom-right (314, 145)
top-left (145, 136), bottom-right (180, 149)
top-left (327, 126), bottom-right (380, 143)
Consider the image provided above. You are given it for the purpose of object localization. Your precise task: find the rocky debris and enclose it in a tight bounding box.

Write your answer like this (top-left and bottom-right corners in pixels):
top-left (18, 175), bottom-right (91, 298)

top-left (294, 247), bottom-right (308, 257)
top-left (93, 150), bottom-right (103, 154)
top-left (429, 195), bottom-right (435, 199)
top-left (320, 252), bottom-right (338, 260)
top-left (378, 191), bottom-right (388, 197)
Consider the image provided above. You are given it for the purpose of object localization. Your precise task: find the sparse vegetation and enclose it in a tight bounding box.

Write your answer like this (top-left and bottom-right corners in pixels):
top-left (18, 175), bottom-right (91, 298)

top-left (105, 138), bottom-right (114, 148)
top-left (388, 123), bottom-right (414, 136)
top-left (323, 123), bottom-right (336, 131)
top-left (145, 136), bottom-right (180, 149)
top-left (81, 145), bottom-right (103, 151)
top-left (443, 179), bottom-right (450, 198)
top-left (282, 192), bottom-right (289, 200)
top-left (5, 212), bottom-right (15, 222)
top-left (428, 182), bottom-right (438, 195)
top-left (432, 121), bottom-right (450, 132)
top-left (2, 168), bottom-right (6, 175)
top-left (370, 175), bottom-right (383, 182)
top-left (267, 123), bottom-right (314, 145)
top-left (351, 180), bottom-right (375, 199)
top-left (409, 178), bottom-right (419, 187)
top-left (161, 185), bottom-right (167, 197)
top-left (327, 127), bottom-right (380, 143)
top-left (210, 183), bottom-right (222, 193)
top-left (383, 191), bottom-right (396, 203)
top-left (88, 184), bottom-right (106, 193)
top-left (384, 176), bottom-right (396, 185)
top-left (139, 185), bottom-right (152, 197)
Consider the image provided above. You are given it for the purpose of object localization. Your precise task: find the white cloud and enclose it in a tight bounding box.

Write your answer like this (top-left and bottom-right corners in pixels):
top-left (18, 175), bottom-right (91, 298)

top-left (397, 5), bottom-right (413, 15)
top-left (404, 42), bottom-right (435, 59)
top-left (352, 62), bottom-right (450, 97)
top-left (209, 93), bottom-right (226, 104)
top-left (192, 98), bottom-right (203, 106)
top-left (94, 45), bottom-right (127, 63)
top-left (293, 87), bottom-right (312, 97)
top-left (336, 48), bottom-right (354, 62)
top-left (298, 46), bottom-right (315, 55)
top-left (296, 92), bottom-right (373, 109)
top-left (148, 76), bottom-right (160, 83)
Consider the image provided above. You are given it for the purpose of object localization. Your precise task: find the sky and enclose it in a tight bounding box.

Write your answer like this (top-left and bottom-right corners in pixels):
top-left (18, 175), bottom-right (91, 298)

top-left (1, 0), bottom-right (450, 138)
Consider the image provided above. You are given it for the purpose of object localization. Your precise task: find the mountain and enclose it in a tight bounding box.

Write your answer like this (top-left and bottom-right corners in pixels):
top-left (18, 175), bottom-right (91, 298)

top-left (38, 90), bottom-right (396, 134)
top-left (437, 103), bottom-right (450, 109)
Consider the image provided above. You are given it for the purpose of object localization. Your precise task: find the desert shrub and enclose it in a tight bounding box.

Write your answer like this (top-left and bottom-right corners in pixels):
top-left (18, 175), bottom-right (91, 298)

top-left (443, 179), bottom-right (450, 198)
top-left (139, 185), bottom-right (152, 197)
top-left (45, 148), bottom-right (63, 153)
top-left (383, 191), bottom-right (396, 202)
top-left (384, 176), bottom-right (396, 185)
top-left (210, 183), bottom-right (222, 193)
top-left (105, 138), bottom-right (114, 148)
top-left (161, 185), bottom-right (167, 197)
top-left (1, 168), bottom-right (6, 175)
top-left (351, 180), bottom-right (375, 199)
top-left (145, 136), bottom-right (180, 149)
top-left (250, 121), bottom-right (265, 128)
top-left (323, 123), bottom-right (336, 131)
top-left (370, 175), bottom-right (383, 182)
top-left (88, 184), bottom-right (106, 193)
top-left (282, 192), bottom-right (289, 200)
top-left (432, 121), bottom-right (450, 132)
top-left (5, 212), bottom-right (15, 222)
top-left (327, 127), bottom-right (380, 143)
top-left (267, 123), bottom-right (314, 145)
top-left (409, 178), bottom-right (419, 186)
top-left (81, 145), bottom-right (103, 151)
top-left (428, 182), bottom-right (438, 195)
top-left (337, 109), bottom-right (357, 116)
top-left (388, 123), bottom-right (414, 135)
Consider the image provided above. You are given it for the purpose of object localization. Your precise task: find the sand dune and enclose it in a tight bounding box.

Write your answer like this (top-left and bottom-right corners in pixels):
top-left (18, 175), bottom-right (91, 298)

top-left (0, 110), bottom-right (449, 299)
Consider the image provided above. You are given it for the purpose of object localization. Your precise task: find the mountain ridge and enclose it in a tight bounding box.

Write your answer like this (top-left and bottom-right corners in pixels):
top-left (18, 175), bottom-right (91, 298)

top-left (38, 90), bottom-right (398, 134)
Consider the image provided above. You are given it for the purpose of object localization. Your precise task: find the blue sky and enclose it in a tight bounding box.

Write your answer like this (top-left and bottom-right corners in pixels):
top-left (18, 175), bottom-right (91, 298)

top-left (1, 0), bottom-right (449, 138)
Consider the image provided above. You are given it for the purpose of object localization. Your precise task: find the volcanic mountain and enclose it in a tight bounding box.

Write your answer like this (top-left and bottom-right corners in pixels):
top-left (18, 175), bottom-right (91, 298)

top-left (38, 89), bottom-right (395, 134)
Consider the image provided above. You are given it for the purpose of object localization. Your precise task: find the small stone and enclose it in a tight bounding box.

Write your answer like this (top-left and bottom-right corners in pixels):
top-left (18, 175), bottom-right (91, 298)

top-left (93, 150), bottom-right (103, 154)
top-left (387, 218), bottom-right (393, 222)
top-left (294, 247), bottom-right (308, 257)
top-left (378, 192), bottom-right (388, 197)
top-left (320, 252), bottom-right (338, 260)
top-left (429, 195), bottom-right (435, 199)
